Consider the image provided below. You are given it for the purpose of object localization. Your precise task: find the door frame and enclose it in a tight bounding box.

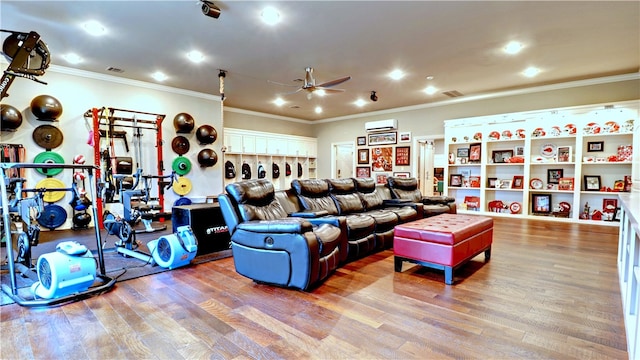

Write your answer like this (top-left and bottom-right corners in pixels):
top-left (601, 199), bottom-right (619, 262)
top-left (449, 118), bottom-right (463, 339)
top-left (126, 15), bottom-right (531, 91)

top-left (331, 141), bottom-right (355, 179)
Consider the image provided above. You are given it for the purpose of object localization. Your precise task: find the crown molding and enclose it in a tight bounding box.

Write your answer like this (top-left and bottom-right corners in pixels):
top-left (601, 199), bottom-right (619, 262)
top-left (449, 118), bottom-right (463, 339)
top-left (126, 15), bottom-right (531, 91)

top-left (223, 106), bottom-right (313, 124)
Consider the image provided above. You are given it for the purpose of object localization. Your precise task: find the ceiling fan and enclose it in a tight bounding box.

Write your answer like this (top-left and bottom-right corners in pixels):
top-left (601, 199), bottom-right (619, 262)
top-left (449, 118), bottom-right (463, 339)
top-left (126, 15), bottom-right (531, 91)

top-left (269, 67), bottom-right (351, 99)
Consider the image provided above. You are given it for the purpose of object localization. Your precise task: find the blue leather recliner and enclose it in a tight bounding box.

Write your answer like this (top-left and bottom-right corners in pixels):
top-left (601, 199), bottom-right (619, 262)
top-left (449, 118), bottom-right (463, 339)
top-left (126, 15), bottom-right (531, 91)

top-left (219, 179), bottom-right (347, 290)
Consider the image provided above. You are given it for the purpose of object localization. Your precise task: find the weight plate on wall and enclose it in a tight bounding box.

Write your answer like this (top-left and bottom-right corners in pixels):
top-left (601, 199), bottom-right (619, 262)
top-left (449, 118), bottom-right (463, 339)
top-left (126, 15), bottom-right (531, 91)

top-left (172, 176), bottom-right (192, 196)
top-left (32, 124), bottom-right (64, 149)
top-left (172, 156), bottom-right (192, 176)
top-left (35, 178), bottom-right (66, 203)
top-left (171, 135), bottom-right (190, 155)
top-left (173, 197), bottom-right (192, 206)
top-left (33, 151), bottom-right (64, 176)
top-left (37, 204), bottom-right (68, 230)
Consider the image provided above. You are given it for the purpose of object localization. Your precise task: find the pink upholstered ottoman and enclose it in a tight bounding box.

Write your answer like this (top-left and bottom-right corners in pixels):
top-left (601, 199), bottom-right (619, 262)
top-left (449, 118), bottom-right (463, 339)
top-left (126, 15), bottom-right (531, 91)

top-left (393, 213), bottom-right (493, 284)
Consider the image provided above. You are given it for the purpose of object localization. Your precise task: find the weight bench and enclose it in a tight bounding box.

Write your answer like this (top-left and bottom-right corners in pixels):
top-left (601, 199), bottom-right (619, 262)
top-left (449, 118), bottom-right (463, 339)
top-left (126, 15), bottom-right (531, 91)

top-left (393, 213), bottom-right (493, 284)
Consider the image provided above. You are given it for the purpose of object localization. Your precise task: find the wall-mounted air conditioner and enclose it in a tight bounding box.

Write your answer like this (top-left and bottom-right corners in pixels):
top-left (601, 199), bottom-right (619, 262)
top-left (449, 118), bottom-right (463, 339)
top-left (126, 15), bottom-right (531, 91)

top-left (365, 119), bottom-right (398, 132)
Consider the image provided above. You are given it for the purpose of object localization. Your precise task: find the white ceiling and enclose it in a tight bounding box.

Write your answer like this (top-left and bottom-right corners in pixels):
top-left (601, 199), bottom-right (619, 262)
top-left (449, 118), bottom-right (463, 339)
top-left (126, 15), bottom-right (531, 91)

top-left (2, 1), bottom-right (639, 121)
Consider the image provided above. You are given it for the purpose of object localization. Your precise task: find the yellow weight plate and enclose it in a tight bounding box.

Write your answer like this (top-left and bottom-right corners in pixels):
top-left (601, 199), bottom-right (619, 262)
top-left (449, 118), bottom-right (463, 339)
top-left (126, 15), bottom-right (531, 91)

top-left (35, 178), bottom-right (66, 203)
top-left (172, 176), bottom-right (192, 196)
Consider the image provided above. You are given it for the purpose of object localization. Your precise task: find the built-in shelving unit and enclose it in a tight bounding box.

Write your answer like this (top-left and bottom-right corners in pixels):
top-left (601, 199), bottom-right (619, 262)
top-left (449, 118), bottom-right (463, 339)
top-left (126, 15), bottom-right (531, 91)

top-left (223, 128), bottom-right (317, 190)
top-left (444, 100), bottom-right (638, 226)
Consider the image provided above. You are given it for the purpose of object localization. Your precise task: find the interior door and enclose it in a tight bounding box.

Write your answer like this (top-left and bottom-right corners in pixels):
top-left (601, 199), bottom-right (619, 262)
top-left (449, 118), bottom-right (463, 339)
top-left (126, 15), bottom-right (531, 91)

top-left (332, 142), bottom-right (354, 178)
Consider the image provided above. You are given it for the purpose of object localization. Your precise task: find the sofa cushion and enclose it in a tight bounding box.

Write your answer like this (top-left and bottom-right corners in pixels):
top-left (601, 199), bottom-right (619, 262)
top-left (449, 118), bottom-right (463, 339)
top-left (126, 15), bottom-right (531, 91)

top-left (328, 178), bottom-right (365, 214)
top-left (354, 178), bottom-right (384, 210)
top-left (387, 177), bottom-right (422, 202)
top-left (292, 179), bottom-right (339, 215)
top-left (226, 179), bottom-right (288, 221)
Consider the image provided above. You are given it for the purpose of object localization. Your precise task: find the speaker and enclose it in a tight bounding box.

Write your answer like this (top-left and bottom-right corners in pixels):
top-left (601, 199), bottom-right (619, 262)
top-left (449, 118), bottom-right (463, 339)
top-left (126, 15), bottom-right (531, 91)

top-left (171, 203), bottom-right (230, 256)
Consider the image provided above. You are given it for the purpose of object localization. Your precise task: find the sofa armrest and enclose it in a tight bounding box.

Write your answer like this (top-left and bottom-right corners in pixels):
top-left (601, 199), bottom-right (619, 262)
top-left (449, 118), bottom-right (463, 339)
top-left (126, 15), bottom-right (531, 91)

top-left (383, 199), bottom-right (413, 205)
top-left (290, 210), bottom-right (329, 218)
top-left (422, 196), bottom-right (456, 205)
top-left (237, 218), bottom-right (313, 234)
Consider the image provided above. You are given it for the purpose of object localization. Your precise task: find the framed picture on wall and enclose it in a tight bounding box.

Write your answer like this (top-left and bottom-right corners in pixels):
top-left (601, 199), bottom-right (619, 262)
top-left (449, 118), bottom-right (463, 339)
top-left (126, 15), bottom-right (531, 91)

top-left (368, 132), bottom-right (397, 146)
top-left (399, 132), bottom-right (411, 143)
top-left (357, 136), bottom-right (367, 146)
top-left (395, 146), bottom-right (410, 166)
top-left (393, 172), bottom-right (410, 178)
top-left (375, 173), bottom-right (389, 185)
top-left (357, 149), bottom-right (369, 164)
top-left (356, 166), bottom-right (371, 178)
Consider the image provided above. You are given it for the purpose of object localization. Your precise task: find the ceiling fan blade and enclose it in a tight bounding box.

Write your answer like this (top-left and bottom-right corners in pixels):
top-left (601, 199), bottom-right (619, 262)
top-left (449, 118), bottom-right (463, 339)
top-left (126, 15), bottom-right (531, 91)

top-left (280, 88), bottom-right (303, 96)
top-left (267, 79), bottom-right (300, 88)
top-left (315, 87), bottom-right (345, 94)
top-left (316, 76), bottom-right (351, 88)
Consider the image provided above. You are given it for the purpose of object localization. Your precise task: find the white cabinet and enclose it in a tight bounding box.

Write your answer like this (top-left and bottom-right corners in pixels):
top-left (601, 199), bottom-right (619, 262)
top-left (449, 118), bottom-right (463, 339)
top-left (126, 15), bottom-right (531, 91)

top-left (223, 128), bottom-right (318, 190)
top-left (444, 100), bottom-right (638, 226)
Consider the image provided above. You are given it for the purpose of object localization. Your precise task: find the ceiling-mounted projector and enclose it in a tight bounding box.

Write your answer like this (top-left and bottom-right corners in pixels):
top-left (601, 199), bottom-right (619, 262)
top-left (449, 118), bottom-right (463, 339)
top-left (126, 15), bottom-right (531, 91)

top-left (201, 1), bottom-right (221, 19)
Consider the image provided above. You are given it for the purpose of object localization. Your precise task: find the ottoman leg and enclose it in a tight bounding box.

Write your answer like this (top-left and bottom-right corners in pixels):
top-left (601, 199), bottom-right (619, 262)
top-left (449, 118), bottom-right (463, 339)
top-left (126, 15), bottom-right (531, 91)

top-left (394, 257), bottom-right (403, 272)
top-left (485, 246), bottom-right (492, 261)
top-left (444, 267), bottom-right (453, 285)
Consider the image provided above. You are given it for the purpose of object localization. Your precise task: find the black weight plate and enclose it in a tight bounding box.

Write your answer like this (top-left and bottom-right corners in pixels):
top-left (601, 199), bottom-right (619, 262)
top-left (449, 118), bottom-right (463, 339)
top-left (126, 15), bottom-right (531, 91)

top-left (32, 124), bottom-right (64, 149)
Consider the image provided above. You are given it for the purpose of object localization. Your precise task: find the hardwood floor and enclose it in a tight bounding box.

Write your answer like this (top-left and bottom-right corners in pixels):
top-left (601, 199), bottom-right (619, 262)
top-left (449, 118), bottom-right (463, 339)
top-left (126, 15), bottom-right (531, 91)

top-left (0, 217), bottom-right (627, 359)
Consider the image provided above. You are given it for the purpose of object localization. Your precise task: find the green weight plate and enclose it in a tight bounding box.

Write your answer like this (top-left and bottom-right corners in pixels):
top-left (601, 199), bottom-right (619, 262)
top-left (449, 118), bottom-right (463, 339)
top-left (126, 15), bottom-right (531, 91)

top-left (34, 151), bottom-right (64, 176)
top-left (172, 156), bottom-right (192, 176)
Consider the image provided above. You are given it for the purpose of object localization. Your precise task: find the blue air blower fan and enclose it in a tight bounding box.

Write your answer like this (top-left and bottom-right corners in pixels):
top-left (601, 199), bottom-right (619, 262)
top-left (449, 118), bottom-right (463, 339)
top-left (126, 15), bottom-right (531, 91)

top-left (147, 225), bottom-right (197, 269)
top-left (31, 241), bottom-right (97, 299)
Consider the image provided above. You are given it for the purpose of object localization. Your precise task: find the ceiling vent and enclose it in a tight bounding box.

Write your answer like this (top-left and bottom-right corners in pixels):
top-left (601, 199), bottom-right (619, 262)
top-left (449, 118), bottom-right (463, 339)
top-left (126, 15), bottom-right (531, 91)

top-left (442, 90), bottom-right (463, 98)
top-left (106, 66), bottom-right (124, 73)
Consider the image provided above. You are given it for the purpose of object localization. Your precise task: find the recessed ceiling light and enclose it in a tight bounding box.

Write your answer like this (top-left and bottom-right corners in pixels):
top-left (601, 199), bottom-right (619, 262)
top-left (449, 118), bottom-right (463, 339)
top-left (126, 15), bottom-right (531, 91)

top-left (151, 71), bottom-right (168, 82)
top-left (62, 53), bottom-right (83, 64)
top-left (423, 85), bottom-right (438, 95)
top-left (273, 98), bottom-right (285, 106)
top-left (82, 20), bottom-right (106, 36)
top-left (186, 50), bottom-right (205, 63)
top-left (388, 69), bottom-right (405, 80)
top-left (315, 106), bottom-right (322, 114)
top-left (522, 66), bottom-right (541, 78)
top-left (354, 99), bottom-right (367, 107)
top-left (261, 7), bottom-right (281, 25)
top-left (425, 75), bottom-right (435, 80)
top-left (503, 41), bottom-right (524, 55)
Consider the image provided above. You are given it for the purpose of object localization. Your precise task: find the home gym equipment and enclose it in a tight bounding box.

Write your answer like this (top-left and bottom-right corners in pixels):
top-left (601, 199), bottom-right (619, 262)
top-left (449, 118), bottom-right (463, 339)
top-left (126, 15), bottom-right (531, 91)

top-left (1, 163), bottom-right (115, 307)
top-left (36, 204), bottom-right (67, 230)
top-left (197, 148), bottom-right (218, 167)
top-left (32, 125), bottom-right (64, 149)
top-left (196, 124), bottom-right (217, 144)
top-left (1, 104), bottom-right (23, 131)
top-left (30, 94), bottom-right (63, 121)
top-left (0, 30), bottom-right (50, 100)
top-left (35, 178), bottom-right (66, 202)
top-left (173, 112), bottom-right (195, 133)
top-left (172, 176), bottom-right (192, 196)
top-left (85, 107), bottom-right (167, 230)
top-left (172, 156), bottom-right (192, 176)
top-left (30, 241), bottom-right (96, 299)
top-left (146, 225), bottom-right (198, 269)
top-left (171, 135), bottom-right (190, 155)
top-left (171, 203), bottom-right (230, 257)
top-left (33, 151), bottom-right (64, 176)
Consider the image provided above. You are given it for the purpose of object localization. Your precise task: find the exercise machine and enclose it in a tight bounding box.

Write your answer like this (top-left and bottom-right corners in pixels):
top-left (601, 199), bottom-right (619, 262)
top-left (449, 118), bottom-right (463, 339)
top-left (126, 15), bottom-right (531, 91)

top-left (0, 29), bottom-right (50, 100)
top-left (0, 163), bottom-right (115, 307)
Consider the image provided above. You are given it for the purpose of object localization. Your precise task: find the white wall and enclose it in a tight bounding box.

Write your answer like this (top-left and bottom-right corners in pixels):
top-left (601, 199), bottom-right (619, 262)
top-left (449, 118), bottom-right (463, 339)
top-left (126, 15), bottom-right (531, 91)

top-left (1, 67), bottom-right (222, 229)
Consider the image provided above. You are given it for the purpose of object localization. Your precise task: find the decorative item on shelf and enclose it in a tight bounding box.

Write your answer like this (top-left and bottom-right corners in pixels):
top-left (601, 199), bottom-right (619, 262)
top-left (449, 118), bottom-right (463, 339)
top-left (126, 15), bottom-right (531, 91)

top-left (506, 156), bottom-right (524, 163)
top-left (464, 196), bottom-right (480, 211)
top-left (511, 175), bottom-right (524, 189)
top-left (603, 199), bottom-right (618, 220)
top-left (583, 156), bottom-right (595, 163)
top-left (463, 136), bottom-right (469, 142)
top-left (514, 145), bottom-right (524, 156)
top-left (469, 143), bottom-right (481, 163)
top-left (531, 194), bottom-right (552, 215)
top-left (488, 131), bottom-right (500, 141)
top-left (552, 201), bottom-right (571, 218)
top-left (497, 179), bottom-right (512, 189)
top-left (549, 126), bottom-right (562, 136)
top-left (473, 132), bottom-right (482, 141)
top-left (613, 180), bottom-right (625, 191)
top-left (530, 178), bottom-right (543, 190)
top-left (460, 157), bottom-right (468, 164)
top-left (591, 209), bottom-right (603, 221)
top-left (532, 156), bottom-right (547, 163)
top-left (487, 177), bottom-right (498, 188)
top-left (558, 177), bottom-right (574, 191)
top-left (501, 130), bottom-right (512, 139)
top-left (587, 141), bottom-right (603, 152)
top-left (584, 122), bottom-right (601, 135)
top-left (451, 137), bottom-right (457, 143)
top-left (617, 144), bottom-right (632, 162)
top-left (515, 129), bottom-right (526, 139)
top-left (540, 143), bottom-right (556, 158)
top-left (532, 127), bottom-right (546, 138)
top-left (468, 176), bottom-right (481, 188)
top-left (583, 175), bottom-right (601, 191)
top-left (580, 202), bottom-right (590, 220)
top-left (509, 202), bottom-right (522, 214)
top-left (623, 119), bottom-right (634, 133)
top-left (613, 207), bottom-right (622, 221)
top-left (625, 175), bottom-right (632, 192)
top-left (556, 146), bottom-right (572, 163)
top-left (456, 147), bottom-right (469, 159)
top-left (564, 123), bottom-right (577, 135)
top-left (604, 121), bottom-right (620, 133)
top-left (607, 155), bottom-right (618, 162)
top-left (492, 150), bottom-right (513, 163)
top-left (448, 152), bottom-right (456, 164)
top-left (449, 174), bottom-right (463, 187)
top-left (488, 200), bottom-right (506, 213)
top-left (547, 168), bottom-right (563, 185)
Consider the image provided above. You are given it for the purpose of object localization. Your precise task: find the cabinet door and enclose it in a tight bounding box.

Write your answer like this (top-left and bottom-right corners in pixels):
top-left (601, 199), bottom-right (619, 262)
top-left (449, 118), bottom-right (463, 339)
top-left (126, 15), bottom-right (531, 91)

top-left (242, 135), bottom-right (256, 153)
top-left (225, 133), bottom-right (243, 153)
top-left (255, 136), bottom-right (268, 154)
top-left (267, 136), bottom-right (285, 155)
top-left (287, 139), bottom-right (301, 156)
